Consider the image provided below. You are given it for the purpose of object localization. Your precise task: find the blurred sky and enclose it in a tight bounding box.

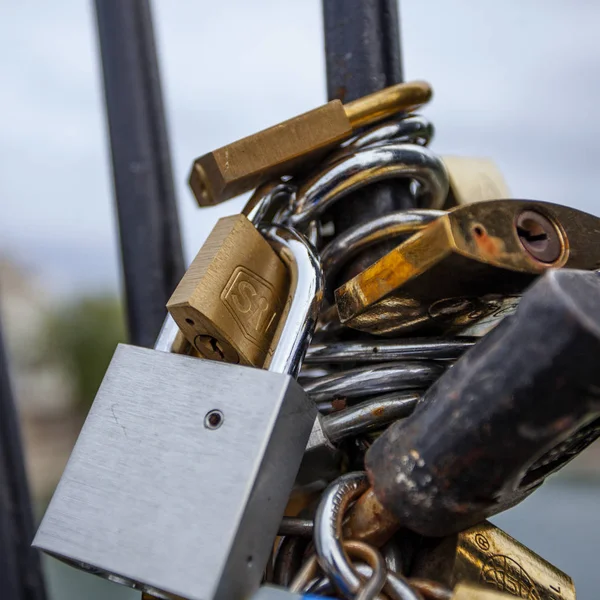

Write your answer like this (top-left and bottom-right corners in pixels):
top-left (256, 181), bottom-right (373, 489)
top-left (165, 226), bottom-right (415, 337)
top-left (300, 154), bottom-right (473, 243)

top-left (1, 0), bottom-right (600, 298)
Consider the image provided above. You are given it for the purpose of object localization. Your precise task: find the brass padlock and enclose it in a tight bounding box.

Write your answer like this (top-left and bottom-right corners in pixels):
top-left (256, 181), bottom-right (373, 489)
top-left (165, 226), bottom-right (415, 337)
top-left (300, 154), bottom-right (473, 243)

top-left (167, 213), bottom-right (289, 366)
top-left (335, 199), bottom-right (600, 335)
top-left (411, 521), bottom-right (575, 600)
top-left (189, 81), bottom-right (432, 206)
top-left (443, 155), bottom-right (511, 208)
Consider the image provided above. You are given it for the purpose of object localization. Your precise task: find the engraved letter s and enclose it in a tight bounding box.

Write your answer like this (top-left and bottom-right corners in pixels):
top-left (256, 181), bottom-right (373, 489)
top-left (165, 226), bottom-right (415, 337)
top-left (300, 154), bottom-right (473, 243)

top-left (231, 280), bottom-right (256, 314)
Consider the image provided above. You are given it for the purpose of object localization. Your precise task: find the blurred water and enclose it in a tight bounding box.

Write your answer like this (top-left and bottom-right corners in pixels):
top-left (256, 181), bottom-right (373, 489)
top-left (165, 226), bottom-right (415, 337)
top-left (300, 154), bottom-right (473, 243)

top-left (43, 477), bottom-right (600, 600)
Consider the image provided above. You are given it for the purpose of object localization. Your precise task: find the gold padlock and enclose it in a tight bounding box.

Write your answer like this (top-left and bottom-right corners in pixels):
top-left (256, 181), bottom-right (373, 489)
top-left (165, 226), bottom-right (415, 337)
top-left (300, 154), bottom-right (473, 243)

top-left (411, 521), bottom-right (575, 600)
top-left (335, 199), bottom-right (600, 336)
top-left (443, 155), bottom-right (511, 208)
top-left (167, 213), bottom-right (289, 367)
top-left (189, 81), bottom-right (432, 206)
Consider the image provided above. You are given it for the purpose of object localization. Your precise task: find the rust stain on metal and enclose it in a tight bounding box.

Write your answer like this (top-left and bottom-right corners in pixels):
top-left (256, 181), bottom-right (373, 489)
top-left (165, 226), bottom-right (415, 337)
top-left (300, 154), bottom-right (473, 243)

top-left (343, 487), bottom-right (399, 547)
top-left (331, 398), bottom-right (347, 412)
top-left (471, 224), bottom-right (505, 258)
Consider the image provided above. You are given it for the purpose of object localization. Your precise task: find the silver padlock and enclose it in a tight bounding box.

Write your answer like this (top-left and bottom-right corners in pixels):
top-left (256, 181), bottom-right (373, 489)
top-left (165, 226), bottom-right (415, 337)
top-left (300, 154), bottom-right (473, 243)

top-left (34, 225), bottom-right (323, 600)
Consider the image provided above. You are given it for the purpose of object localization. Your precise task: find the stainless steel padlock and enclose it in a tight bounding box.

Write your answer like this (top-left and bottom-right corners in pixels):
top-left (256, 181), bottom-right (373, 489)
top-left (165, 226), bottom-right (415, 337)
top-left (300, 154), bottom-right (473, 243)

top-left (34, 225), bottom-right (323, 600)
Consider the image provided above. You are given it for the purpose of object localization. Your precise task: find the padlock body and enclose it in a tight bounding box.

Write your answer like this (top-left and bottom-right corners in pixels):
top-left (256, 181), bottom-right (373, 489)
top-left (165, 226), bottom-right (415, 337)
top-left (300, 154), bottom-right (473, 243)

top-left (412, 522), bottom-right (575, 600)
top-left (34, 345), bottom-right (316, 600)
top-left (442, 155), bottom-right (510, 208)
top-left (336, 199), bottom-right (600, 335)
top-left (168, 214), bottom-right (289, 367)
top-left (189, 102), bottom-right (352, 206)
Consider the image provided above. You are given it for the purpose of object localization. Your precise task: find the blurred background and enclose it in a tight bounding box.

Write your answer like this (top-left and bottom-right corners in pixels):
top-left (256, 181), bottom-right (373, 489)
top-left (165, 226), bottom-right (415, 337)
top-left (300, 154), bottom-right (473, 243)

top-left (1, 1), bottom-right (599, 598)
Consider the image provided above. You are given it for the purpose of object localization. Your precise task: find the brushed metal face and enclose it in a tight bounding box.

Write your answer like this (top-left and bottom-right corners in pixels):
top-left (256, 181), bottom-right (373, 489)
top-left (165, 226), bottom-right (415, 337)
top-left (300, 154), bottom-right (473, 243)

top-left (34, 344), bottom-right (315, 600)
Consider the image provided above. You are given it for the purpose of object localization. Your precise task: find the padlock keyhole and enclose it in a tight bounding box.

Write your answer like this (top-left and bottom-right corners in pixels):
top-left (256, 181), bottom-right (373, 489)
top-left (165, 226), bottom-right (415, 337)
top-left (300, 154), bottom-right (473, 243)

top-left (517, 222), bottom-right (548, 247)
top-left (515, 210), bottom-right (561, 263)
top-left (209, 337), bottom-right (226, 360)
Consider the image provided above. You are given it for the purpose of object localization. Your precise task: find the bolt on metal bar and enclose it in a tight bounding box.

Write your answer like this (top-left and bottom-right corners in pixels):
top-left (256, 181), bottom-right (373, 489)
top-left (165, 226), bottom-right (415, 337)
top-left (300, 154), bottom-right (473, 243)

top-left (94, 0), bottom-right (185, 347)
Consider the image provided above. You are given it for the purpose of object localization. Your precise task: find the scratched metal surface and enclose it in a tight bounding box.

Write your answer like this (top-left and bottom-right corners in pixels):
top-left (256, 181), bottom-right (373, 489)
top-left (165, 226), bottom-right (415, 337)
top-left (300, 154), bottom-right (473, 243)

top-left (34, 344), bottom-right (315, 600)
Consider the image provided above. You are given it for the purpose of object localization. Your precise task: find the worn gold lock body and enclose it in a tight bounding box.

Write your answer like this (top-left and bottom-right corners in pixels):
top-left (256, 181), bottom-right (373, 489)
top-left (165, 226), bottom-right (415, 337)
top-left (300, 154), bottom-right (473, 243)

top-left (167, 214), bottom-right (289, 367)
top-left (412, 521), bottom-right (575, 600)
top-left (189, 81), bottom-right (432, 206)
top-left (443, 156), bottom-right (510, 208)
top-left (335, 199), bottom-right (600, 335)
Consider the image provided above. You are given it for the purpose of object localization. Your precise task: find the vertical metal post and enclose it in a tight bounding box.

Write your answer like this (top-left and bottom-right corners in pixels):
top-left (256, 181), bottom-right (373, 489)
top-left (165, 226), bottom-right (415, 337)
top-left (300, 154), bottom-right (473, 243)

top-left (94, 0), bottom-right (185, 348)
top-left (0, 314), bottom-right (47, 600)
top-left (322, 0), bottom-right (414, 285)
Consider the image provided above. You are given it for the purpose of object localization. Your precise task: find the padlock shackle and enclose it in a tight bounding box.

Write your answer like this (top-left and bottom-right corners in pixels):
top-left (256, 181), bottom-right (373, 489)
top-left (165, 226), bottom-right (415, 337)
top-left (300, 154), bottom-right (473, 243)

top-left (314, 472), bottom-right (369, 597)
top-left (260, 225), bottom-right (323, 378)
top-left (156, 222), bottom-right (322, 376)
top-left (287, 143), bottom-right (449, 230)
top-left (154, 315), bottom-right (180, 352)
top-left (327, 114), bottom-right (434, 164)
top-left (244, 182), bottom-right (295, 227)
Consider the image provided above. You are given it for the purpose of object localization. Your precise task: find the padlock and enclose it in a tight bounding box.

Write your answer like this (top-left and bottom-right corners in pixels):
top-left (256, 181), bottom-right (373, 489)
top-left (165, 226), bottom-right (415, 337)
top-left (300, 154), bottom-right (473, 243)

top-left (411, 521), bottom-right (575, 600)
top-left (345, 269), bottom-right (600, 543)
top-left (442, 156), bottom-right (511, 208)
top-left (189, 81), bottom-right (432, 206)
top-left (167, 201), bottom-right (290, 367)
top-left (33, 225), bottom-right (323, 600)
top-left (335, 199), bottom-right (600, 335)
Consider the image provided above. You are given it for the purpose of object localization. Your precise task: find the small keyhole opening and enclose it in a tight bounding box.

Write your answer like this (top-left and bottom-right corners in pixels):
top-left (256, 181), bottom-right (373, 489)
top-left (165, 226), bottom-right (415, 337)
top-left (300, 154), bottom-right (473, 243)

top-left (517, 220), bottom-right (548, 248)
top-left (210, 338), bottom-right (226, 361)
top-left (515, 210), bottom-right (562, 263)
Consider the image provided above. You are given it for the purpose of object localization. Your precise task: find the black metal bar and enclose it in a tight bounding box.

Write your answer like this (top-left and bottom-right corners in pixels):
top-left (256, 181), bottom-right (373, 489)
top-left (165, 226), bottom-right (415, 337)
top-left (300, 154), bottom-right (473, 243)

top-left (94, 0), bottom-right (185, 348)
top-left (323, 0), bottom-right (403, 101)
top-left (322, 0), bottom-right (415, 287)
top-left (0, 314), bottom-right (47, 600)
